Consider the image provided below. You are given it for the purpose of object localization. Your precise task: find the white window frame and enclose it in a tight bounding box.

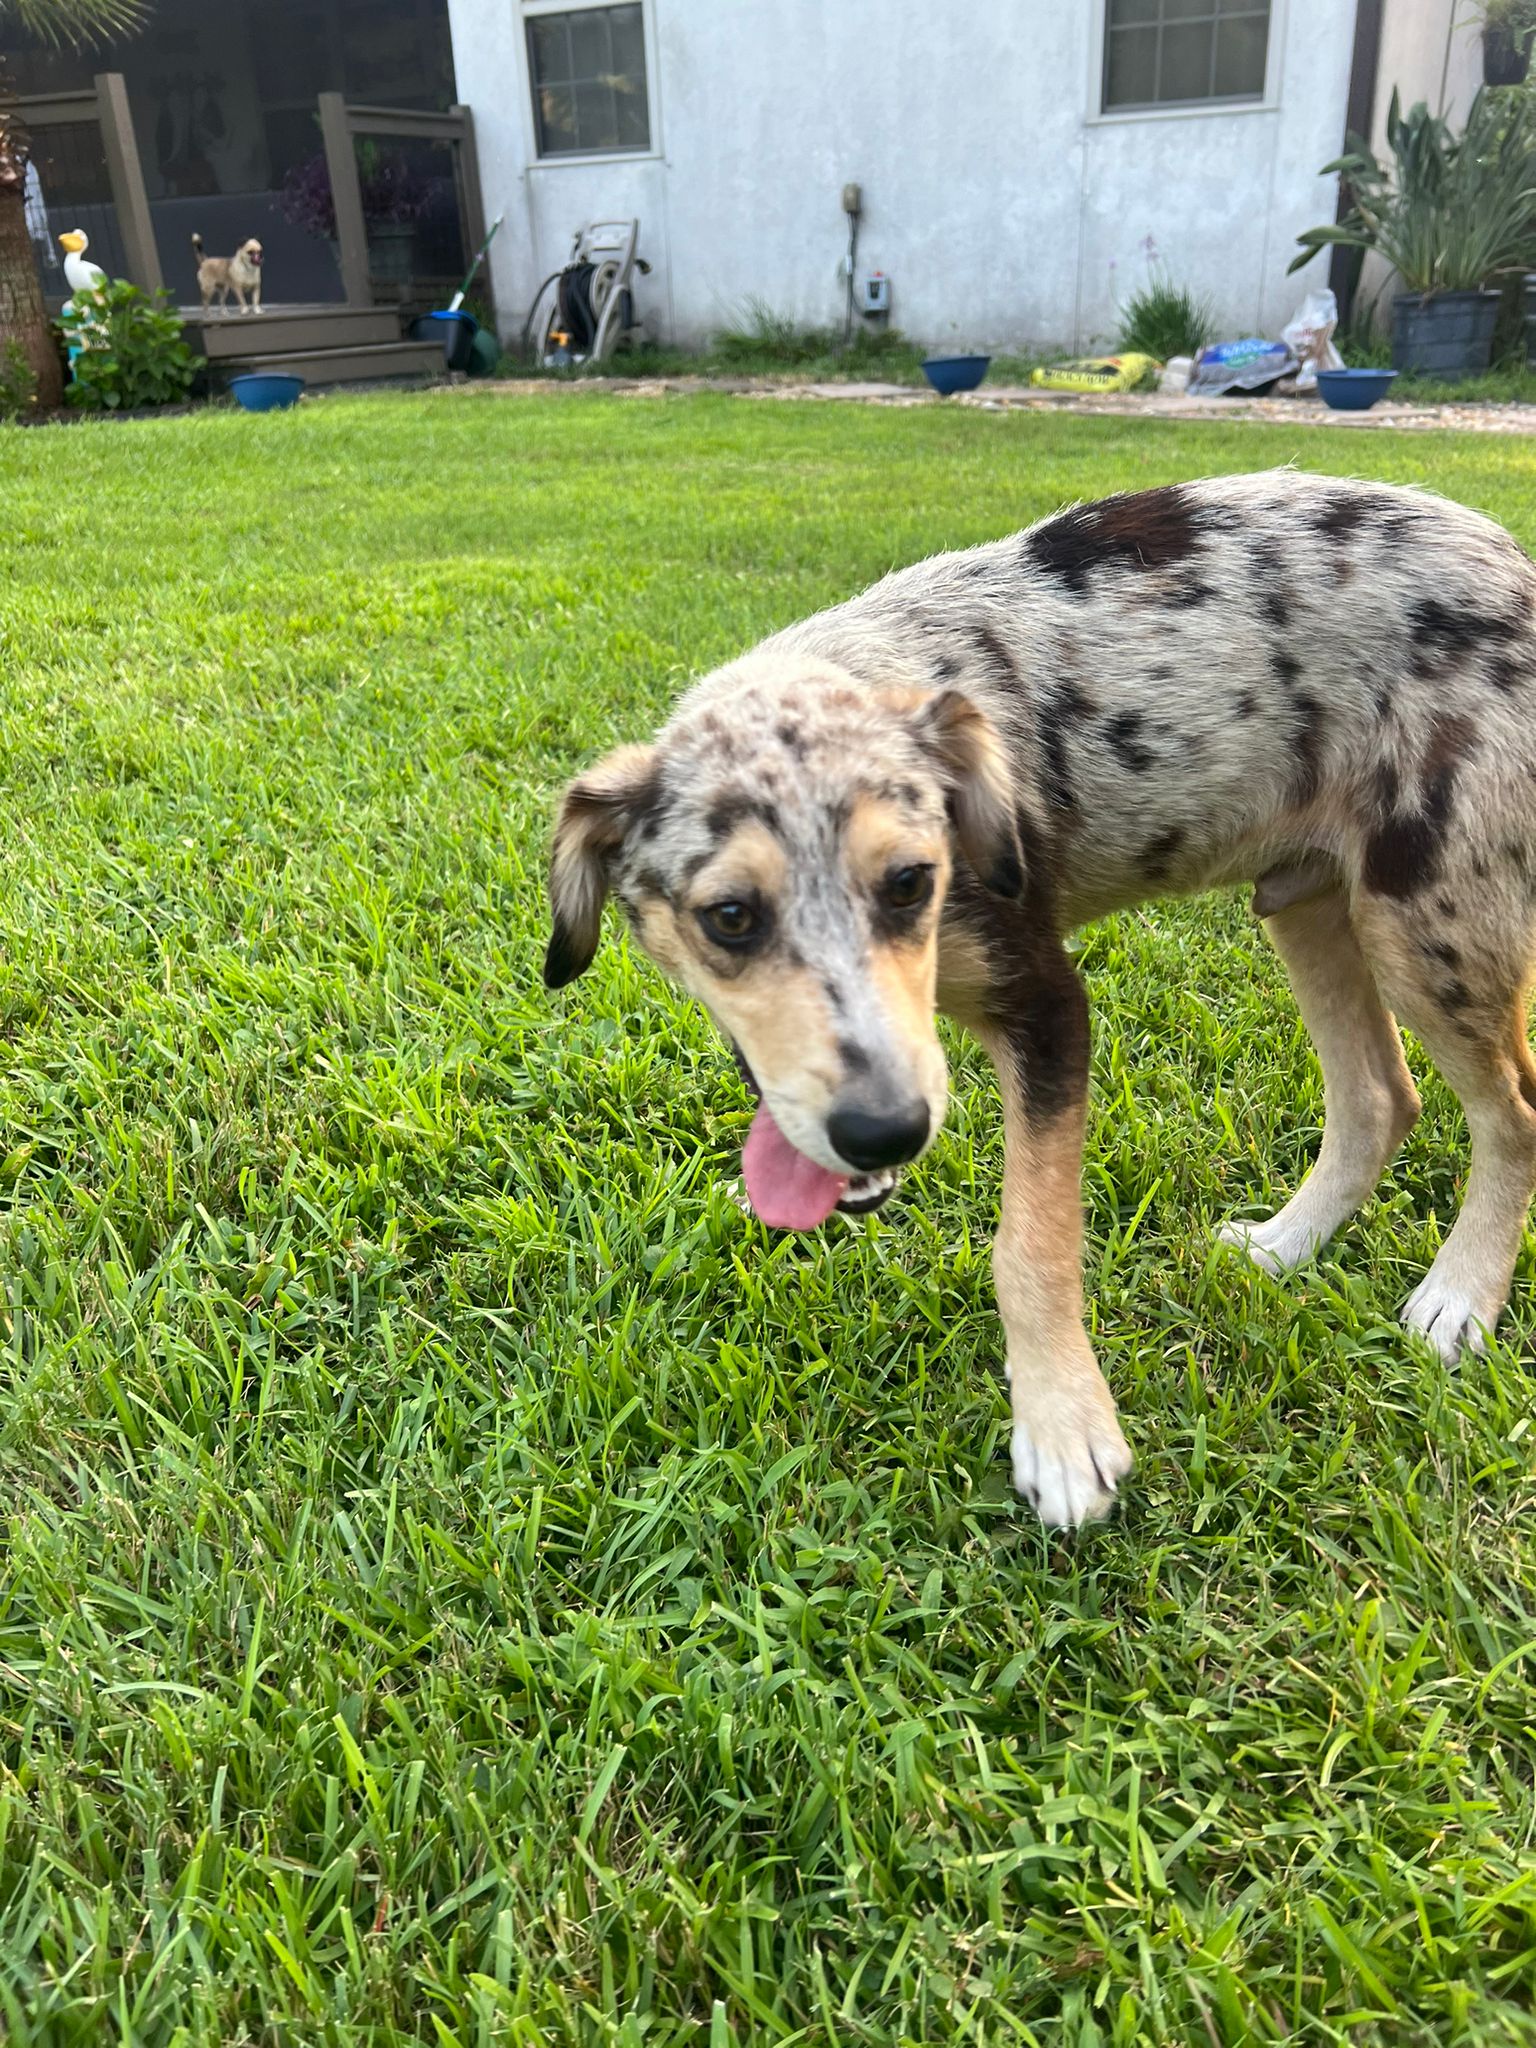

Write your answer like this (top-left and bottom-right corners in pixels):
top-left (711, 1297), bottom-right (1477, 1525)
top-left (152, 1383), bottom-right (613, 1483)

top-left (519, 0), bottom-right (663, 167)
top-left (1086, 0), bottom-right (1286, 126)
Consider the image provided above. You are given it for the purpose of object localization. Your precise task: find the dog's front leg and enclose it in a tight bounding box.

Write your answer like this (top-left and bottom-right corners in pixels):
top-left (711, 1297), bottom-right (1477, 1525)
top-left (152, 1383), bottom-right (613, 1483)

top-left (976, 952), bottom-right (1132, 1527)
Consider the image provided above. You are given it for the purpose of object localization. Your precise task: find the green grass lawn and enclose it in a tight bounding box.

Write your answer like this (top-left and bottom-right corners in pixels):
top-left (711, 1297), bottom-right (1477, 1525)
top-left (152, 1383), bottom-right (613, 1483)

top-left (2, 392), bottom-right (1536, 2045)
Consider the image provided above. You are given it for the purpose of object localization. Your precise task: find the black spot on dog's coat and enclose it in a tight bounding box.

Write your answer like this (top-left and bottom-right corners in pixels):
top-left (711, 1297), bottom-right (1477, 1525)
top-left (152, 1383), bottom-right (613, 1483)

top-left (1363, 712), bottom-right (1474, 897)
top-left (1271, 648), bottom-right (1302, 689)
top-left (1408, 598), bottom-right (1521, 679)
top-left (1364, 815), bottom-right (1442, 901)
top-left (972, 623), bottom-right (1020, 687)
top-left (705, 793), bottom-right (781, 842)
top-left (1289, 693), bottom-right (1326, 805)
top-left (1009, 963), bottom-right (1090, 1127)
top-left (983, 845), bottom-right (1025, 898)
top-left (1026, 485), bottom-right (1201, 595)
top-left (1488, 652), bottom-right (1529, 695)
top-left (1163, 578), bottom-right (1214, 610)
top-left (1234, 691), bottom-right (1257, 719)
top-left (837, 1040), bottom-right (871, 1074)
top-left (1313, 492), bottom-right (1374, 541)
top-left (1260, 590), bottom-right (1291, 631)
top-left (1104, 709), bottom-right (1154, 773)
top-left (1140, 826), bottom-right (1185, 882)
top-left (884, 779), bottom-right (921, 807)
top-left (1035, 681), bottom-right (1095, 813)
top-left (776, 722), bottom-right (807, 757)
top-left (1435, 895), bottom-right (1458, 919)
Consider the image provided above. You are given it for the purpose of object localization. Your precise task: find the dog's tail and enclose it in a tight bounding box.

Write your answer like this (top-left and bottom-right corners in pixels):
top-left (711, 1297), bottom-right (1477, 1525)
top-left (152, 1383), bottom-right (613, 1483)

top-left (191, 232), bottom-right (204, 257)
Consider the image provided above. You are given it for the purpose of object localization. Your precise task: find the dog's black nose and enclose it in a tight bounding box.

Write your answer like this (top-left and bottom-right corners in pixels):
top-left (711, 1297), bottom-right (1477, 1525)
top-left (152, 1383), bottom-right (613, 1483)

top-left (827, 1096), bottom-right (930, 1172)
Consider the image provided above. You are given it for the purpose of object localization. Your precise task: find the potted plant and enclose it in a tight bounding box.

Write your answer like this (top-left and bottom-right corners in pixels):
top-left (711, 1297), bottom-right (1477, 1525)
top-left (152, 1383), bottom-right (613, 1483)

top-left (1291, 88), bottom-right (1536, 377)
top-left (1481, 0), bottom-right (1536, 86)
top-left (280, 144), bottom-right (429, 284)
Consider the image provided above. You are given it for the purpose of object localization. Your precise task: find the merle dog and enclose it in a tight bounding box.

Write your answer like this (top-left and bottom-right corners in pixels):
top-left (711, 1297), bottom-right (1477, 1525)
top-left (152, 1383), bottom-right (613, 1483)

top-left (546, 470), bottom-right (1536, 1526)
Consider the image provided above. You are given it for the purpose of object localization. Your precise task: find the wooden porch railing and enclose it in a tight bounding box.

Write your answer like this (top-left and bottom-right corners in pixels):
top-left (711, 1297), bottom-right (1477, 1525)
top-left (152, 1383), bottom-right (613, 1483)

top-left (316, 95), bottom-right (487, 310)
top-left (17, 73), bottom-right (161, 295)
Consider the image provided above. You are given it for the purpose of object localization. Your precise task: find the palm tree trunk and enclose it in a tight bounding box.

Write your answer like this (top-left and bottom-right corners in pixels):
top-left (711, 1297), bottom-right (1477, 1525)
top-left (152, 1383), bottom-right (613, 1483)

top-left (0, 95), bottom-right (63, 412)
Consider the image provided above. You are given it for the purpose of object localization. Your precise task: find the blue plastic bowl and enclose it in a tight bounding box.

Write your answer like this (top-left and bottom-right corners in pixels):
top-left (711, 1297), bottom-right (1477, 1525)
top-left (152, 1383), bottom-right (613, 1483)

top-left (230, 372), bottom-right (305, 412)
top-left (1315, 367), bottom-right (1398, 412)
top-left (922, 354), bottom-right (991, 396)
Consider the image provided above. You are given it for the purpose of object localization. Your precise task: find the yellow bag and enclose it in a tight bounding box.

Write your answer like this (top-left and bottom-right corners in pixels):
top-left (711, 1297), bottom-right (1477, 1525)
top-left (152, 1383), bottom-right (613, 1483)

top-left (1029, 353), bottom-right (1160, 394)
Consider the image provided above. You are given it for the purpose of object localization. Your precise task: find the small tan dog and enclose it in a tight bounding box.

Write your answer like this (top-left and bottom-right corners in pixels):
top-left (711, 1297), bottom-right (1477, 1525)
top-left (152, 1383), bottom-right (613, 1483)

top-left (192, 233), bottom-right (263, 313)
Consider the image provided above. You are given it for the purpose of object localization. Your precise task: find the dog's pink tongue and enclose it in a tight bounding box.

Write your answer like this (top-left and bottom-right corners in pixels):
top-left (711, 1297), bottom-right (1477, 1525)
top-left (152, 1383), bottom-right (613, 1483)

top-left (742, 1103), bottom-right (848, 1229)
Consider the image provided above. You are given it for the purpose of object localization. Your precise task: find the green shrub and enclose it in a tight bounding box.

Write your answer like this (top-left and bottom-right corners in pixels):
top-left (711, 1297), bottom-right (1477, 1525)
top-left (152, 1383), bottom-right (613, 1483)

top-left (0, 340), bottom-right (38, 421)
top-left (1116, 254), bottom-right (1215, 361)
top-left (60, 280), bottom-right (198, 411)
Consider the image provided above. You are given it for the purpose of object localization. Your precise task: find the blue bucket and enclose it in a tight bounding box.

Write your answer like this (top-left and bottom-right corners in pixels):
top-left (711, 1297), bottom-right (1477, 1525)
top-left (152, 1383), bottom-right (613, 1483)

top-left (411, 309), bottom-right (478, 371)
top-left (230, 372), bottom-right (304, 412)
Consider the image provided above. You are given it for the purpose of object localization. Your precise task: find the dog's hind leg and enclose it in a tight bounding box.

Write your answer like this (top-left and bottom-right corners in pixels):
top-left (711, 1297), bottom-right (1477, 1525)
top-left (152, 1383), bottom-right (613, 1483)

top-left (1349, 887), bottom-right (1536, 1360)
top-left (1219, 887), bottom-right (1420, 1275)
top-left (973, 944), bottom-right (1133, 1527)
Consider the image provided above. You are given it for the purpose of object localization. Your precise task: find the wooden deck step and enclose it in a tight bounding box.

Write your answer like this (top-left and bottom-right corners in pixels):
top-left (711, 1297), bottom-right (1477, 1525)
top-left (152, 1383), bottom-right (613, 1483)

top-left (214, 339), bottom-right (445, 389)
top-left (190, 306), bottom-right (403, 358)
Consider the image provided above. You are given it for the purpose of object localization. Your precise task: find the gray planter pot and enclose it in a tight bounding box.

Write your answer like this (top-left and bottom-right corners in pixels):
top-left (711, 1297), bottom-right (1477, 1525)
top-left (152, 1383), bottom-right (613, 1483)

top-left (1391, 289), bottom-right (1500, 378)
top-left (367, 222), bottom-right (417, 284)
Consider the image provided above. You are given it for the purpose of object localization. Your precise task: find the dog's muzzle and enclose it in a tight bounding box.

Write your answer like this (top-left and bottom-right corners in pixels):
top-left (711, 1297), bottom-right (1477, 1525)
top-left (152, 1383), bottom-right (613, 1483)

top-left (730, 1045), bottom-right (901, 1214)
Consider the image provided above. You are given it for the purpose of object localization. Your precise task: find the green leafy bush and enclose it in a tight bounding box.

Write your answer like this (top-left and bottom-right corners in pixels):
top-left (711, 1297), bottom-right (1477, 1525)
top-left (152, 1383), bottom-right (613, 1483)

top-left (1292, 87), bottom-right (1536, 293)
top-left (59, 280), bottom-right (198, 411)
top-left (0, 340), bottom-right (38, 421)
top-left (1116, 244), bottom-right (1215, 360)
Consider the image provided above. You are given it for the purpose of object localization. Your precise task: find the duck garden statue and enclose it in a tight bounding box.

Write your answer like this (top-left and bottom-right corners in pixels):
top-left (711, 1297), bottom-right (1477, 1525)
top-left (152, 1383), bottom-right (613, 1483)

top-left (58, 228), bottom-right (108, 298)
top-left (57, 228), bottom-right (111, 372)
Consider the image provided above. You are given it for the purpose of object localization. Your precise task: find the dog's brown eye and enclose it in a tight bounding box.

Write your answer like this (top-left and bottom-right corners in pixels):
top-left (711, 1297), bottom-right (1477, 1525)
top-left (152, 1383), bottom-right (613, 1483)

top-left (699, 900), bottom-right (759, 946)
top-left (883, 864), bottom-right (934, 912)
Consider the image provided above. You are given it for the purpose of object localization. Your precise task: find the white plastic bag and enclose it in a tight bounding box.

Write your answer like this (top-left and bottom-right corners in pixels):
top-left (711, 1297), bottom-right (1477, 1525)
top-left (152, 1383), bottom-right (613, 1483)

top-left (1282, 288), bottom-right (1344, 392)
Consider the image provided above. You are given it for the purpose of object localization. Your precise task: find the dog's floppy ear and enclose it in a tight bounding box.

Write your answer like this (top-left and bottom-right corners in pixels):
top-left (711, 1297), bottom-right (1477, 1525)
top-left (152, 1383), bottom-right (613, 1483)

top-left (545, 744), bottom-right (658, 988)
top-left (908, 688), bottom-right (1023, 897)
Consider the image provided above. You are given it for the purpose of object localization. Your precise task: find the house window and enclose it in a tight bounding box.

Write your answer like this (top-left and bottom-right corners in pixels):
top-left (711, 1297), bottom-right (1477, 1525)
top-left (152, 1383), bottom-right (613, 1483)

top-left (526, 3), bottom-right (650, 156)
top-left (1102, 0), bottom-right (1271, 112)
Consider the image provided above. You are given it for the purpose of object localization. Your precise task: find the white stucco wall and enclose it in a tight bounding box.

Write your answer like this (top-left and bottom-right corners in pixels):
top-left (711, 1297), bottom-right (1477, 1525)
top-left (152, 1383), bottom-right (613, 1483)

top-left (1372, 0), bottom-right (1483, 147)
top-left (448, 0), bottom-right (1359, 352)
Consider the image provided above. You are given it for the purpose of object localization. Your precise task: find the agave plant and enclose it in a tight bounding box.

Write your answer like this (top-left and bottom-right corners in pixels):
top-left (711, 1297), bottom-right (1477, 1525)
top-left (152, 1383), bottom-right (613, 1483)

top-left (1291, 87), bottom-right (1536, 296)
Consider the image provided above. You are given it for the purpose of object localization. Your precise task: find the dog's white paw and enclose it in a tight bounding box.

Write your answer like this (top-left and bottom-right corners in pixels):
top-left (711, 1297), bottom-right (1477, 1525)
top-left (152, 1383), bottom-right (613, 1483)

top-left (1403, 1271), bottom-right (1495, 1362)
top-left (1217, 1214), bottom-right (1321, 1277)
top-left (1010, 1394), bottom-right (1132, 1529)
